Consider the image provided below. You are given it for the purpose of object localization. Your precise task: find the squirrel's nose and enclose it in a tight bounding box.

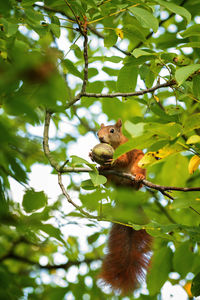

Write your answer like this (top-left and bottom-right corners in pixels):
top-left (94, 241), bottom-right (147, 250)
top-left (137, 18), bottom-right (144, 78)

top-left (99, 136), bottom-right (105, 143)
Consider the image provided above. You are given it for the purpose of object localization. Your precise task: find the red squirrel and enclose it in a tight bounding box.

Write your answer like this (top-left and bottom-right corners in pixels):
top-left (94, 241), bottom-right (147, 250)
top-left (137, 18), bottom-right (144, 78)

top-left (96, 119), bottom-right (153, 295)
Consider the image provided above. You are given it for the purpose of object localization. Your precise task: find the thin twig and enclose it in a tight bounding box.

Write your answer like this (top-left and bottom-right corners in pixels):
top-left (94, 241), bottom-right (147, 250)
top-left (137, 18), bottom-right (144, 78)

top-left (43, 110), bottom-right (60, 171)
top-left (81, 19), bottom-right (88, 94)
top-left (148, 190), bottom-right (177, 224)
top-left (58, 172), bottom-right (98, 219)
top-left (189, 206), bottom-right (200, 216)
top-left (0, 252), bottom-right (101, 269)
top-left (63, 0), bottom-right (84, 34)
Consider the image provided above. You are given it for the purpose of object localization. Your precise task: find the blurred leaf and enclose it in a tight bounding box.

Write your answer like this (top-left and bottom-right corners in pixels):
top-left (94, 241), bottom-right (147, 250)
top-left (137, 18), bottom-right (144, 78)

top-left (186, 135), bottom-right (200, 144)
top-left (89, 172), bottom-right (107, 186)
top-left (104, 32), bottom-right (118, 47)
top-left (188, 155), bottom-right (200, 174)
top-left (173, 242), bottom-right (195, 277)
top-left (191, 272), bottom-right (200, 297)
top-left (183, 113), bottom-right (200, 133)
top-left (40, 223), bottom-right (66, 244)
top-left (193, 75), bottom-right (200, 99)
top-left (180, 24), bottom-right (200, 38)
top-left (147, 246), bottom-right (173, 295)
top-left (62, 59), bottom-right (83, 79)
top-left (161, 153), bottom-right (189, 186)
top-left (124, 121), bottom-right (145, 137)
top-left (22, 189), bottom-right (47, 213)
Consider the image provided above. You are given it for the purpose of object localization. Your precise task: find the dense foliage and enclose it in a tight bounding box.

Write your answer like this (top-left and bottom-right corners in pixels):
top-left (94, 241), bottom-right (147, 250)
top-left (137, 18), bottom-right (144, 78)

top-left (1, 0), bottom-right (200, 299)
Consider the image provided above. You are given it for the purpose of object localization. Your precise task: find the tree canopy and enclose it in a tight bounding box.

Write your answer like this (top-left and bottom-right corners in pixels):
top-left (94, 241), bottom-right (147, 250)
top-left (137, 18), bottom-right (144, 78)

top-left (1, 0), bottom-right (200, 299)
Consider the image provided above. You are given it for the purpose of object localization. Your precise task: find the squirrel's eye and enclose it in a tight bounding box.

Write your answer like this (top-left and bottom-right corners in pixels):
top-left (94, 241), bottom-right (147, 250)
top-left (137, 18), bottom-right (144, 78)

top-left (110, 128), bottom-right (115, 133)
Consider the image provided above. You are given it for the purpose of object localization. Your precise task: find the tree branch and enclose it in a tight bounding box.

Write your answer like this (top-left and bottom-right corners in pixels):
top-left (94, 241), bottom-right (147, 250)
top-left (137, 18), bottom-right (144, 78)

top-left (0, 252), bottom-right (101, 270)
top-left (67, 80), bottom-right (176, 107)
top-left (66, 19), bottom-right (89, 108)
top-left (100, 170), bottom-right (200, 197)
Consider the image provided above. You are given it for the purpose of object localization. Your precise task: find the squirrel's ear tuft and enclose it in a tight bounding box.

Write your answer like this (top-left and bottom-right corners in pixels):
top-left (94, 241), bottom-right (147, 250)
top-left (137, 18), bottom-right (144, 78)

top-left (100, 123), bottom-right (105, 128)
top-left (115, 119), bottom-right (122, 128)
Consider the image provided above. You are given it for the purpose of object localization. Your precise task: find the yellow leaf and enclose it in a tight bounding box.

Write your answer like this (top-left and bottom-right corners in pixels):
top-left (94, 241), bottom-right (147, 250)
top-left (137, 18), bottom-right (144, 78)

top-left (153, 95), bottom-right (159, 102)
top-left (156, 144), bottom-right (184, 159)
top-left (0, 51), bottom-right (7, 59)
top-left (188, 155), bottom-right (200, 174)
top-left (138, 152), bottom-right (158, 168)
top-left (115, 28), bottom-right (124, 39)
top-left (183, 282), bottom-right (192, 298)
top-left (186, 135), bottom-right (200, 144)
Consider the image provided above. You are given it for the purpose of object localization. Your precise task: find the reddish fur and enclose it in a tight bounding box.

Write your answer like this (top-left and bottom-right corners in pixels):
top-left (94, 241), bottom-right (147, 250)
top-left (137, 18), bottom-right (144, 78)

top-left (99, 225), bottom-right (153, 294)
top-left (97, 119), bottom-right (153, 294)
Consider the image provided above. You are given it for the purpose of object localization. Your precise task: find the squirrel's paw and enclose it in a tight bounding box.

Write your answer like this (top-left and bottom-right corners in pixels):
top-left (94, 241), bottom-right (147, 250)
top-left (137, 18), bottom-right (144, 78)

top-left (89, 151), bottom-right (94, 161)
top-left (134, 173), bottom-right (145, 182)
top-left (104, 158), bottom-right (114, 166)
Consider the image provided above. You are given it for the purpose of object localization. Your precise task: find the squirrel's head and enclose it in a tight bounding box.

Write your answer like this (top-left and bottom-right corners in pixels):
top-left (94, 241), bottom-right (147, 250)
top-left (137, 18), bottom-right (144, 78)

top-left (97, 119), bottom-right (122, 149)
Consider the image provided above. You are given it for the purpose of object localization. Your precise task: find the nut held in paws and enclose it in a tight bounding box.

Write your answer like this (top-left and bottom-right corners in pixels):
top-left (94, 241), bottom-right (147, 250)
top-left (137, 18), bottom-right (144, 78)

top-left (91, 143), bottom-right (114, 165)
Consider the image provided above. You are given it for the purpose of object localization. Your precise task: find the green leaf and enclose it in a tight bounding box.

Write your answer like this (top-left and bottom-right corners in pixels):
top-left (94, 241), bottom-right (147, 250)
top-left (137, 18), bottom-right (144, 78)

top-left (22, 189), bottom-right (47, 213)
top-left (193, 75), bottom-right (200, 99)
top-left (140, 64), bottom-right (155, 88)
top-left (124, 121), bottom-right (145, 137)
top-left (147, 246), bottom-right (173, 295)
top-left (89, 172), bottom-right (107, 186)
top-left (129, 7), bottom-right (159, 33)
top-left (132, 49), bottom-right (157, 58)
top-left (104, 32), bottom-right (118, 47)
top-left (173, 242), bottom-right (195, 277)
top-left (180, 24), bottom-right (200, 38)
top-left (88, 67), bottom-right (99, 78)
top-left (178, 42), bottom-right (200, 49)
top-left (102, 67), bottom-right (118, 76)
top-left (117, 64), bottom-right (138, 92)
top-left (81, 179), bottom-right (96, 190)
top-left (124, 23), bottom-right (146, 43)
top-left (25, 7), bottom-right (44, 24)
top-left (71, 155), bottom-right (94, 168)
top-left (22, 0), bottom-right (38, 6)
top-left (89, 56), bottom-right (122, 63)
top-left (191, 272), bottom-right (200, 297)
top-left (40, 223), bottom-right (65, 244)
top-left (175, 64), bottom-right (200, 86)
top-left (155, 0), bottom-right (191, 24)
top-left (170, 197), bottom-right (200, 210)
top-left (161, 154), bottom-right (189, 186)
top-left (183, 113), bottom-right (200, 133)
top-left (62, 59), bottom-right (83, 79)
top-left (114, 133), bottom-right (154, 159)
top-left (80, 189), bottom-right (106, 211)
top-left (50, 23), bottom-right (60, 38)
top-left (1, 19), bottom-right (18, 36)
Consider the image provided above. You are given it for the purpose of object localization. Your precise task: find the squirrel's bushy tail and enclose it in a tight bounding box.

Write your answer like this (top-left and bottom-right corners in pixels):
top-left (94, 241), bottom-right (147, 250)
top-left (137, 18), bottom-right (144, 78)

top-left (99, 224), bottom-right (153, 294)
